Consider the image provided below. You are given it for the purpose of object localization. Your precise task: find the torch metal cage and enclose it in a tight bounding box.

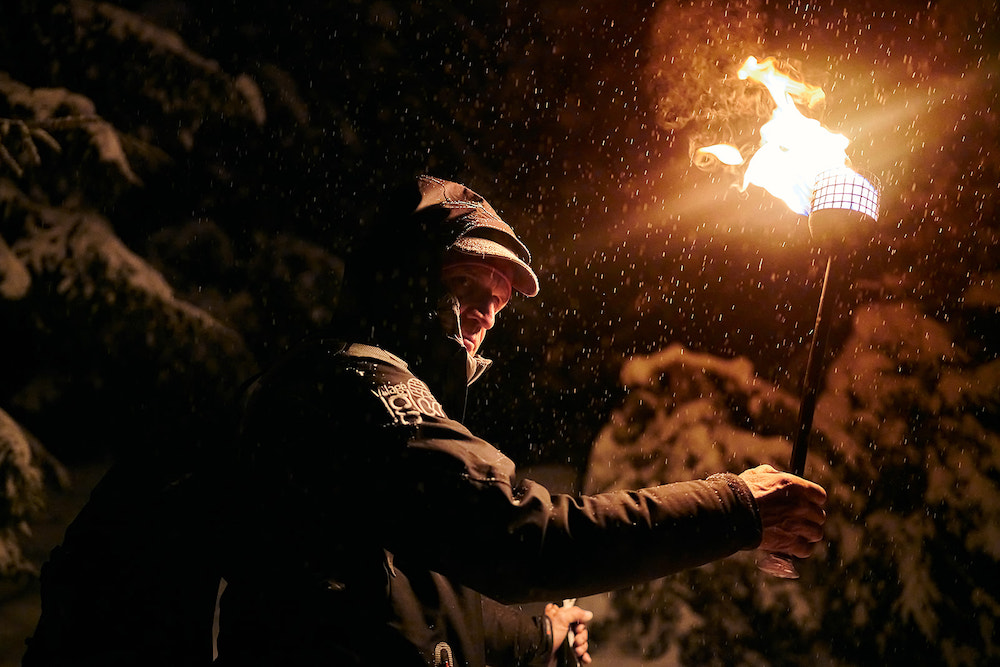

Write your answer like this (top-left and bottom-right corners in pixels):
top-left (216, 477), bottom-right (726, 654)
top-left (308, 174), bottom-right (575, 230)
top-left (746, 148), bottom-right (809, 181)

top-left (810, 167), bottom-right (881, 222)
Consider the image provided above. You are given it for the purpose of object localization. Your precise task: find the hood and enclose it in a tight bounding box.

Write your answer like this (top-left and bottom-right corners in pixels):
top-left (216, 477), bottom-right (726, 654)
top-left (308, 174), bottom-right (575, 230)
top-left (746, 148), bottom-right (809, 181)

top-left (338, 174), bottom-right (537, 418)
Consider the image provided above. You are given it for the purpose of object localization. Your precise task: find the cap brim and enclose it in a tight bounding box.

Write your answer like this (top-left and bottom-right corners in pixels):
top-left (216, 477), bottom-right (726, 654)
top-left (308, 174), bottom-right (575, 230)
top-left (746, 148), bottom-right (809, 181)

top-left (450, 237), bottom-right (539, 297)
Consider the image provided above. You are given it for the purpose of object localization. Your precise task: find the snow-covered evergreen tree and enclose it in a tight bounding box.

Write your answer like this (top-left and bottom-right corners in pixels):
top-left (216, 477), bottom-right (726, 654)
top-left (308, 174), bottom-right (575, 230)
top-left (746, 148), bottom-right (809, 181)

top-left (583, 274), bottom-right (1000, 666)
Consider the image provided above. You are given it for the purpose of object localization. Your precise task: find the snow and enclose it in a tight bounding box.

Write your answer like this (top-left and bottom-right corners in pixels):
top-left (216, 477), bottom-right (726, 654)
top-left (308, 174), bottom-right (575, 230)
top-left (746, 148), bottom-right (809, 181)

top-left (584, 276), bottom-right (1000, 664)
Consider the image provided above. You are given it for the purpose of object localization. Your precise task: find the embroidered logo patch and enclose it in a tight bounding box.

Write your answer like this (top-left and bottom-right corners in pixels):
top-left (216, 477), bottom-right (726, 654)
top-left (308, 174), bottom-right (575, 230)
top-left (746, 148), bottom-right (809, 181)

top-left (373, 377), bottom-right (445, 425)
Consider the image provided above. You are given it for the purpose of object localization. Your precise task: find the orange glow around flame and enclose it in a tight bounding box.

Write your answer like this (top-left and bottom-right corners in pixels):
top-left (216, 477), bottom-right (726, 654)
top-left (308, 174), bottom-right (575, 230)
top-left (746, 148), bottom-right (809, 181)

top-left (699, 56), bottom-right (852, 216)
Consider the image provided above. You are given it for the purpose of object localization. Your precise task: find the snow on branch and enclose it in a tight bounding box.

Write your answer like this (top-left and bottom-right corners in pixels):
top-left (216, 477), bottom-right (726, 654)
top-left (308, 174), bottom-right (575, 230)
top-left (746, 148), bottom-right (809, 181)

top-left (0, 408), bottom-right (45, 577)
top-left (0, 73), bottom-right (141, 192)
top-left (585, 343), bottom-right (803, 494)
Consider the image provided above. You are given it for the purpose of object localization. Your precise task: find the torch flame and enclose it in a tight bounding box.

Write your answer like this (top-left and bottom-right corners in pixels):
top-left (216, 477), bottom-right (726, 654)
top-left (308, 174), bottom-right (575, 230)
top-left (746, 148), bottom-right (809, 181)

top-left (698, 56), bottom-right (852, 216)
top-left (698, 143), bottom-right (745, 166)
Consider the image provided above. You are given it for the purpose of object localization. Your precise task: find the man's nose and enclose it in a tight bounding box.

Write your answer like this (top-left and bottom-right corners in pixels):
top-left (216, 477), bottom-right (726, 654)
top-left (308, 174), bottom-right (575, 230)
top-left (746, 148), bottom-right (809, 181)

top-left (469, 301), bottom-right (496, 330)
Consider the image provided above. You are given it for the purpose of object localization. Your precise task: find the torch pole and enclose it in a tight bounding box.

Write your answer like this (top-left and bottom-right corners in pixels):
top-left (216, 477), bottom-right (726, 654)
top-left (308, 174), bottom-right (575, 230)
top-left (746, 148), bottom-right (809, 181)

top-left (757, 252), bottom-right (840, 579)
top-left (758, 167), bottom-right (879, 580)
top-left (757, 253), bottom-right (836, 579)
top-left (790, 253), bottom-right (838, 476)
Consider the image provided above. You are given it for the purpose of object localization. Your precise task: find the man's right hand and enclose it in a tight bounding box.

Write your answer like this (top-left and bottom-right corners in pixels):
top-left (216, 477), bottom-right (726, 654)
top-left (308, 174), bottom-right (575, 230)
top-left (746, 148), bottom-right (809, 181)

top-left (545, 602), bottom-right (593, 666)
top-left (738, 464), bottom-right (827, 558)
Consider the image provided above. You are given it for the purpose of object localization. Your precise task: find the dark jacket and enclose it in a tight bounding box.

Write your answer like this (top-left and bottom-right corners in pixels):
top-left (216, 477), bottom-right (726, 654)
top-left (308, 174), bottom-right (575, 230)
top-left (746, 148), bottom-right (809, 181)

top-left (21, 176), bottom-right (762, 667)
top-left (216, 339), bottom-right (763, 666)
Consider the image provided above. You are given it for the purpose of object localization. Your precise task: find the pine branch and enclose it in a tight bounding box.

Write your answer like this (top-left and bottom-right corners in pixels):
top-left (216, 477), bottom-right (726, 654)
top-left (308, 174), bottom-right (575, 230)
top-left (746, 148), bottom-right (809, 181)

top-left (0, 114), bottom-right (140, 185)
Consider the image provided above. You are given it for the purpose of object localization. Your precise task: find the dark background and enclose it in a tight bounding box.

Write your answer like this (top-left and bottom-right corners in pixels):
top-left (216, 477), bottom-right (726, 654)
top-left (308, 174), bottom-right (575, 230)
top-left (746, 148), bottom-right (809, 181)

top-left (1, 0), bottom-right (997, 663)
top-left (5, 0), bottom-right (994, 465)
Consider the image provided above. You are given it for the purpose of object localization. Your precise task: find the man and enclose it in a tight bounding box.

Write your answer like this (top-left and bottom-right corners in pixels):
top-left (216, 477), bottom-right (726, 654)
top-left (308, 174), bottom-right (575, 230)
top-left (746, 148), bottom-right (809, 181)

top-left (216, 175), bottom-right (826, 666)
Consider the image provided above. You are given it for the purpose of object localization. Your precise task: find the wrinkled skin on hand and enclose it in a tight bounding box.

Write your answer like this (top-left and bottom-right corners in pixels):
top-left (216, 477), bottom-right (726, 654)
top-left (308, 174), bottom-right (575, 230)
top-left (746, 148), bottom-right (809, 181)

top-left (544, 603), bottom-right (593, 666)
top-left (739, 464), bottom-right (827, 558)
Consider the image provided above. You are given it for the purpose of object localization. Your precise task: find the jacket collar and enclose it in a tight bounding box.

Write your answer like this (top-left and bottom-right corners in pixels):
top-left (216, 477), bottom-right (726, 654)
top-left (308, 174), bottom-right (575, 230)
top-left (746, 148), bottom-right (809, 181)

top-left (467, 355), bottom-right (492, 385)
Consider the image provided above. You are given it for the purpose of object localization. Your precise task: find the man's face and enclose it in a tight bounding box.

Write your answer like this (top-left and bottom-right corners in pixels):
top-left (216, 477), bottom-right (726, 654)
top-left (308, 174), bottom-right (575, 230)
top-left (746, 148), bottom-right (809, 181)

top-left (441, 260), bottom-right (514, 355)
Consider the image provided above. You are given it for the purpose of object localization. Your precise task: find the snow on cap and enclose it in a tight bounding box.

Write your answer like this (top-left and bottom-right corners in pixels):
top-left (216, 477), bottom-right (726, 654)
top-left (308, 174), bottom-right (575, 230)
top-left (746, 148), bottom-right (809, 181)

top-left (416, 174), bottom-right (539, 297)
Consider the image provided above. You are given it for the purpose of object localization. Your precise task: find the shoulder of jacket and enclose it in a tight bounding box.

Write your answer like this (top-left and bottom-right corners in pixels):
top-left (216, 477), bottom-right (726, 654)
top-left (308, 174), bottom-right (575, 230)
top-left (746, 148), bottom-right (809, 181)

top-left (247, 340), bottom-right (401, 394)
top-left (342, 343), bottom-right (410, 371)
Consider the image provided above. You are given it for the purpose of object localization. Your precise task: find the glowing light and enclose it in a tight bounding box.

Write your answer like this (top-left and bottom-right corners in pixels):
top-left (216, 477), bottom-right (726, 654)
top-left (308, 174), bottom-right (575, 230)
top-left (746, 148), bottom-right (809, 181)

top-left (698, 56), bottom-right (854, 216)
top-left (698, 144), bottom-right (745, 166)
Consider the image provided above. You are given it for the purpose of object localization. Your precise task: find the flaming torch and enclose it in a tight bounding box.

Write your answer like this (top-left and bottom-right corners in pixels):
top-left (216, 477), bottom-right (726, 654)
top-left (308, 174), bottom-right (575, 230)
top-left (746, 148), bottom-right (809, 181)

top-left (698, 57), bottom-right (881, 578)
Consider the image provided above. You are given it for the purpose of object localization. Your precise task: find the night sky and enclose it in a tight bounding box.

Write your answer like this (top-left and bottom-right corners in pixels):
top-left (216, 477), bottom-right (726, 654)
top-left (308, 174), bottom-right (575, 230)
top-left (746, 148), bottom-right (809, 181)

top-left (67, 0), bottom-right (991, 467)
top-left (1, 0), bottom-right (994, 494)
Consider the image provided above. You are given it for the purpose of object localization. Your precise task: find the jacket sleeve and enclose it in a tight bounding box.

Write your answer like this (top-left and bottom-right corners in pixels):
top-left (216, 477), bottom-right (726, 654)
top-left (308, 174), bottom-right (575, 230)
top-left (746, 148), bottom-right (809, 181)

top-left (481, 597), bottom-right (552, 667)
top-left (240, 343), bottom-right (764, 603)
